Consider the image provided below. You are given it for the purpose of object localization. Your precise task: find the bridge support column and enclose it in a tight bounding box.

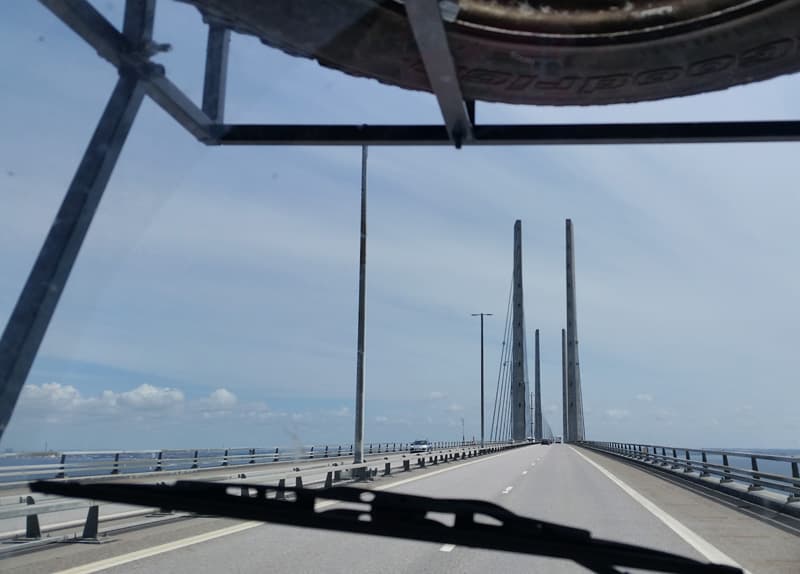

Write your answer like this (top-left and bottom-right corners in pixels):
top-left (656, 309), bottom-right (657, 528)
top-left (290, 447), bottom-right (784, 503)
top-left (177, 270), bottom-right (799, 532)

top-left (511, 220), bottom-right (527, 442)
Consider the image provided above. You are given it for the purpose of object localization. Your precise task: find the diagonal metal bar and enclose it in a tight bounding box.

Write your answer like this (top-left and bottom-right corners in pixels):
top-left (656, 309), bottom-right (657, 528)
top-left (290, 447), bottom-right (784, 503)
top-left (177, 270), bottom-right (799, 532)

top-left (404, 0), bottom-right (472, 148)
top-left (0, 74), bottom-right (145, 440)
top-left (39, 0), bottom-right (215, 142)
top-left (217, 120), bottom-right (800, 146)
top-left (202, 24), bottom-right (231, 122)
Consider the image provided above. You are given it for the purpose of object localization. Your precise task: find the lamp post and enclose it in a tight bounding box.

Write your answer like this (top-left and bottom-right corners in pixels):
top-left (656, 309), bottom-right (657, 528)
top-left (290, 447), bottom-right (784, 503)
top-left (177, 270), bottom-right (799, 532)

top-left (471, 312), bottom-right (492, 448)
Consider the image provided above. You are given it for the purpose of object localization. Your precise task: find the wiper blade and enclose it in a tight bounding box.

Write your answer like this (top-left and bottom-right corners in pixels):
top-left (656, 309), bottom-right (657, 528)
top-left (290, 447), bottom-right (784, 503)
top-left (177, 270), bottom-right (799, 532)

top-left (31, 480), bottom-right (741, 574)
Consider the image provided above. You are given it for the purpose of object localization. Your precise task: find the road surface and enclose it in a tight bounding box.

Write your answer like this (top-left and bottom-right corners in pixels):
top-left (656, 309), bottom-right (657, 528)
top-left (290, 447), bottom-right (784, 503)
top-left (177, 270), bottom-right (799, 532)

top-left (3, 445), bottom-right (798, 573)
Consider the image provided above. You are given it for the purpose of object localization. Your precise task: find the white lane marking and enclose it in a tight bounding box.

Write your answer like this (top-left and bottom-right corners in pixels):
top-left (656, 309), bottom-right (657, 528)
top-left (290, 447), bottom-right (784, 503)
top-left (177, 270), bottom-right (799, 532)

top-left (50, 522), bottom-right (263, 574)
top-left (439, 544), bottom-right (456, 552)
top-left (570, 447), bottom-right (748, 572)
top-left (373, 451), bottom-right (507, 491)
top-left (522, 470), bottom-right (528, 475)
top-left (502, 486), bottom-right (513, 494)
top-left (53, 450), bottom-right (517, 574)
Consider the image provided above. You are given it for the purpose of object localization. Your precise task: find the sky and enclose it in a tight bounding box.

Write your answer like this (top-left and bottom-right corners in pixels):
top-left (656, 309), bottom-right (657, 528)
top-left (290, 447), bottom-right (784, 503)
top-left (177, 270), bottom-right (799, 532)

top-left (1, 1), bottom-right (799, 452)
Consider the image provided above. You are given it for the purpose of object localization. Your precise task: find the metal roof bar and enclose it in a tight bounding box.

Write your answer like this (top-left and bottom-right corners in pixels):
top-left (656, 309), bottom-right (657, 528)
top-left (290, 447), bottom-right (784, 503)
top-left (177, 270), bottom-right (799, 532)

top-left (404, 0), bottom-right (473, 148)
top-left (216, 121), bottom-right (800, 146)
top-left (39, 0), bottom-right (214, 142)
top-left (202, 24), bottom-right (231, 122)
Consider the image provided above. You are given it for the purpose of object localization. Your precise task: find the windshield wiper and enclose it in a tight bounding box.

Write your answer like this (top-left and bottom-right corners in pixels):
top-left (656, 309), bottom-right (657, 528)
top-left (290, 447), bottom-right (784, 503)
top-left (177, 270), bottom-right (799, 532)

top-left (31, 480), bottom-right (741, 574)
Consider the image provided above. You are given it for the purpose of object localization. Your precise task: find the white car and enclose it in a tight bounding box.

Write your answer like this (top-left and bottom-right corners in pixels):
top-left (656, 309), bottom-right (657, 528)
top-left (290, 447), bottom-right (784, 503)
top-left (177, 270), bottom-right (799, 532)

top-left (409, 440), bottom-right (432, 453)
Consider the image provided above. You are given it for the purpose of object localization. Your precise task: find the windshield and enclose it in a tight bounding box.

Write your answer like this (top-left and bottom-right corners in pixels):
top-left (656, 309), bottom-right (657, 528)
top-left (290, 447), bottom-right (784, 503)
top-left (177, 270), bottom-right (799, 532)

top-left (1, 1), bottom-right (799, 573)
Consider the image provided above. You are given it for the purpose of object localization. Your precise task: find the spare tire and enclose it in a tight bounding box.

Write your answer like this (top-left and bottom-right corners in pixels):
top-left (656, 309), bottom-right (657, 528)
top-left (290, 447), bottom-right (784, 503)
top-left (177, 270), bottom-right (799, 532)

top-left (180, 0), bottom-right (800, 105)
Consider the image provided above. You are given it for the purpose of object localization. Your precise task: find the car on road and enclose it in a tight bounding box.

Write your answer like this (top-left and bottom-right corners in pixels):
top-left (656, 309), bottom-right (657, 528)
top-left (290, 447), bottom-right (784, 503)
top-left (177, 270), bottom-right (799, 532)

top-left (409, 440), bottom-right (432, 453)
top-left (541, 438), bottom-right (553, 445)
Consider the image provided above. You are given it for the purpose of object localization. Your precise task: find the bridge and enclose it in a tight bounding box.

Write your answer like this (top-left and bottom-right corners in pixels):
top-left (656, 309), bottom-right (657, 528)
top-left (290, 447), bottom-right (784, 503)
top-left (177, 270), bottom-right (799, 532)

top-left (1, 1), bottom-right (800, 573)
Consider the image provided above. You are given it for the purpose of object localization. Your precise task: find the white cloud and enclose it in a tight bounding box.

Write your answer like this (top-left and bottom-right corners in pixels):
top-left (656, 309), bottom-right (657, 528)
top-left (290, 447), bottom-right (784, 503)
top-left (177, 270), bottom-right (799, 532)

top-left (605, 409), bottom-right (630, 420)
top-left (429, 391), bottom-right (447, 400)
top-left (203, 388), bottom-right (237, 409)
top-left (118, 384), bottom-right (184, 409)
top-left (19, 382), bottom-right (87, 411)
top-left (331, 407), bottom-right (350, 417)
top-left (636, 393), bottom-right (654, 402)
top-left (445, 403), bottom-right (464, 413)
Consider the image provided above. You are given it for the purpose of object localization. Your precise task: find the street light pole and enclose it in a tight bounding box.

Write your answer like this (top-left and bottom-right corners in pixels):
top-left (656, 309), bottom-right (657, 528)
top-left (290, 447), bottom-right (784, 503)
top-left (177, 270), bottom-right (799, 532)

top-left (353, 145), bottom-right (368, 465)
top-left (471, 312), bottom-right (492, 448)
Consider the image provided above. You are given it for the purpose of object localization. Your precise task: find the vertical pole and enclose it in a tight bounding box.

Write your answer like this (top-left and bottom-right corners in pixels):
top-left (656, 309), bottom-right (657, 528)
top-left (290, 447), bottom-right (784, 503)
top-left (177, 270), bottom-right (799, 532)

top-left (534, 328), bottom-right (542, 441)
top-left (480, 313), bottom-right (485, 447)
top-left (511, 220), bottom-right (526, 441)
top-left (561, 328), bottom-right (568, 442)
top-left (529, 391), bottom-right (534, 439)
top-left (353, 145), bottom-right (368, 464)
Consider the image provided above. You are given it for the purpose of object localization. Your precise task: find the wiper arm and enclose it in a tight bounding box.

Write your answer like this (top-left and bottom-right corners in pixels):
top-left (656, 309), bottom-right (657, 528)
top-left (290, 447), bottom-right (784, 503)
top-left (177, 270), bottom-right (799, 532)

top-left (31, 480), bottom-right (740, 574)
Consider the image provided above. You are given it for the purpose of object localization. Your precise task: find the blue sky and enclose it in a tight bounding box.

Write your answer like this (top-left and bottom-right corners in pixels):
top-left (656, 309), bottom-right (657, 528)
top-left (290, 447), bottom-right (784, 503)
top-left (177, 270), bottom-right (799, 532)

top-left (2, 1), bottom-right (799, 451)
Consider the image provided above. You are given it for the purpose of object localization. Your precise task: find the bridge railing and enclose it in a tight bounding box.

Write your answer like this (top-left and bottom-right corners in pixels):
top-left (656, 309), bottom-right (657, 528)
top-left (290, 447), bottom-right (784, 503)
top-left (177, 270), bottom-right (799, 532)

top-left (581, 441), bottom-right (800, 504)
top-left (0, 440), bottom-right (495, 485)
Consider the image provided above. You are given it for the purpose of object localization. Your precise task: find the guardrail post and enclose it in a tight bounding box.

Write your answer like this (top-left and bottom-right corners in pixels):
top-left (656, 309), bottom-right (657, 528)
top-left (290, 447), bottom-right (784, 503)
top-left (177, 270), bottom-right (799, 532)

top-left (295, 476), bottom-right (303, 488)
top-left (748, 456), bottom-right (763, 491)
top-left (309, 446), bottom-right (315, 459)
top-left (684, 450), bottom-right (693, 473)
top-left (324, 445), bottom-right (329, 458)
top-left (378, 443), bottom-right (382, 454)
top-left (337, 445), bottom-right (342, 457)
top-left (111, 452), bottom-right (120, 474)
top-left (56, 453), bottom-right (67, 478)
top-left (273, 447), bottom-right (280, 462)
top-left (700, 452), bottom-right (710, 477)
top-left (192, 450), bottom-right (199, 469)
top-left (789, 462), bottom-right (800, 502)
top-left (24, 496), bottom-right (41, 540)
top-left (384, 462), bottom-right (391, 476)
top-left (350, 444), bottom-right (353, 456)
top-left (276, 478), bottom-right (286, 500)
top-left (720, 454), bottom-right (733, 483)
top-left (325, 472), bottom-right (333, 488)
top-left (393, 442), bottom-right (397, 452)
top-left (368, 443), bottom-right (373, 454)
top-left (671, 448), bottom-right (680, 469)
top-left (403, 459), bottom-right (411, 471)
top-left (156, 451), bottom-right (163, 471)
top-left (80, 505), bottom-right (100, 542)
top-left (222, 449), bottom-right (229, 466)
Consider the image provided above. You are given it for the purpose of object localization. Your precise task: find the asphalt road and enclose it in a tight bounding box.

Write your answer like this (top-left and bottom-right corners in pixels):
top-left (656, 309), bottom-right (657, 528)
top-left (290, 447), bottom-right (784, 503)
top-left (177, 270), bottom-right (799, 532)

top-left (3, 445), bottom-right (798, 574)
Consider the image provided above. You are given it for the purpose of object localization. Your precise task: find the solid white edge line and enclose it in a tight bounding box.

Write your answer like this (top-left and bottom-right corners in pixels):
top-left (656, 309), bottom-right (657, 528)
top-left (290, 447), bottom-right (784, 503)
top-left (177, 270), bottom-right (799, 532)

top-left (53, 450), bottom-right (515, 574)
top-left (569, 447), bottom-right (749, 572)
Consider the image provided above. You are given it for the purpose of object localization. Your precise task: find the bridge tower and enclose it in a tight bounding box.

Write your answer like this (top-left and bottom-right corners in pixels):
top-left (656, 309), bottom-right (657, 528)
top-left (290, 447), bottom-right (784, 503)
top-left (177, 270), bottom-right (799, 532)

top-left (534, 328), bottom-right (542, 441)
top-left (511, 220), bottom-right (528, 441)
top-left (565, 219), bottom-right (585, 442)
top-left (561, 328), bottom-right (568, 441)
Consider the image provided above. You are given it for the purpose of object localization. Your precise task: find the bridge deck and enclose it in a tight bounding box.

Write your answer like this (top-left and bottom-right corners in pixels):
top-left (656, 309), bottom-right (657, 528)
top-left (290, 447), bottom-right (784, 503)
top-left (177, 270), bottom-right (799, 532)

top-left (2, 445), bottom-right (798, 574)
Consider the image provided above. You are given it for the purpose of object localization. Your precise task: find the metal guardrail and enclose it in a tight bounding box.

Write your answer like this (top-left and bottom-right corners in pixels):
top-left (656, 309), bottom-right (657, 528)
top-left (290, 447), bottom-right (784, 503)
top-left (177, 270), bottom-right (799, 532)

top-left (0, 440), bottom-right (505, 485)
top-left (581, 441), bottom-right (800, 504)
top-left (0, 442), bottom-right (524, 547)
